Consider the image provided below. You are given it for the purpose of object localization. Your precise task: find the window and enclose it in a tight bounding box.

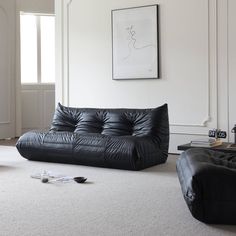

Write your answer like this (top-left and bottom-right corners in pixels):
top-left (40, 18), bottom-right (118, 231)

top-left (20, 13), bottom-right (55, 84)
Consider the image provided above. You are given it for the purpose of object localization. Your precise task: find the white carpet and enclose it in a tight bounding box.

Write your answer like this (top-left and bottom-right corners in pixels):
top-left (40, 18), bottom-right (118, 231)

top-left (0, 146), bottom-right (236, 236)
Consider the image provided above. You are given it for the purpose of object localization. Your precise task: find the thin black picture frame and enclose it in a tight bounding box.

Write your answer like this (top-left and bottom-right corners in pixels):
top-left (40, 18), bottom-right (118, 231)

top-left (111, 5), bottom-right (159, 80)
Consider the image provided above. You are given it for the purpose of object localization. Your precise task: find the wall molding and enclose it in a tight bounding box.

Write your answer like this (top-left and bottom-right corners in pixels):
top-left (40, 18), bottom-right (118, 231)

top-left (61, 0), bottom-right (72, 106)
top-left (56, 0), bottom-right (219, 136)
top-left (170, 0), bottom-right (218, 135)
top-left (55, 0), bottom-right (72, 106)
top-left (64, 0), bottom-right (73, 106)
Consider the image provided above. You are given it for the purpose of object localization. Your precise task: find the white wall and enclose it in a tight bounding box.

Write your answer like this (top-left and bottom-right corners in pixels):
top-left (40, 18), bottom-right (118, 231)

top-left (16, 0), bottom-right (54, 13)
top-left (55, 0), bottom-right (236, 153)
top-left (228, 0), bottom-right (236, 142)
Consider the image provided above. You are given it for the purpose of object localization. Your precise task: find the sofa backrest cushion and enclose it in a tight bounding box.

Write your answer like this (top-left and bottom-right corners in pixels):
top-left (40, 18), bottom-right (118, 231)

top-left (50, 103), bottom-right (169, 138)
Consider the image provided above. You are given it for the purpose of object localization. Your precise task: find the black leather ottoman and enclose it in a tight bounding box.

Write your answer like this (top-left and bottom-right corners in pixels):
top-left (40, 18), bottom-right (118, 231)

top-left (176, 148), bottom-right (236, 224)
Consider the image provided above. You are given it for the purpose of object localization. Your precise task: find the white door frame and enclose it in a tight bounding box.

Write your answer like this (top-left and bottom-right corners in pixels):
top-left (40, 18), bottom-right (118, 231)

top-left (15, 1), bottom-right (55, 137)
top-left (0, 0), bottom-right (16, 139)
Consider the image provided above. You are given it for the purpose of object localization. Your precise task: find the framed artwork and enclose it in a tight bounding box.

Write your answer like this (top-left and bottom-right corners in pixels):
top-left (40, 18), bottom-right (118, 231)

top-left (111, 5), bottom-right (159, 80)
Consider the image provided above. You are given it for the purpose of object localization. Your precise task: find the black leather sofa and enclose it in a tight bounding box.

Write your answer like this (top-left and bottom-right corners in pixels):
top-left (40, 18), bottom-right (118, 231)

top-left (176, 148), bottom-right (236, 224)
top-left (16, 103), bottom-right (169, 170)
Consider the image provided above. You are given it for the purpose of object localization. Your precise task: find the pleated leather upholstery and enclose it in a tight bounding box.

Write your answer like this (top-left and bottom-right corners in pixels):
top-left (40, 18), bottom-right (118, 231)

top-left (176, 148), bottom-right (236, 224)
top-left (16, 103), bottom-right (169, 170)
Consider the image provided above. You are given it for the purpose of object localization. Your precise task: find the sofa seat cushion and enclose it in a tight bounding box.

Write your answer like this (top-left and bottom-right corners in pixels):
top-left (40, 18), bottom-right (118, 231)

top-left (16, 131), bottom-right (75, 163)
top-left (17, 130), bottom-right (168, 171)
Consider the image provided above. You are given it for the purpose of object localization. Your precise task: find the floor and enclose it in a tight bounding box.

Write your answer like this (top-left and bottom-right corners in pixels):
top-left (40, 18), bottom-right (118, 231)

top-left (0, 138), bottom-right (18, 146)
